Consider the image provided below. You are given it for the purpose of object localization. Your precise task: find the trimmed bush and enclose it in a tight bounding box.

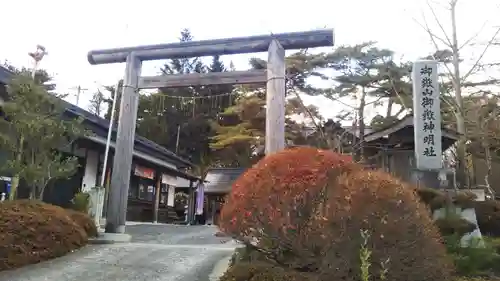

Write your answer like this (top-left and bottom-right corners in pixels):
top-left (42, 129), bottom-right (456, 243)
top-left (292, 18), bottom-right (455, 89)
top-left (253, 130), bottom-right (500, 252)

top-left (436, 217), bottom-right (477, 236)
top-left (219, 261), bottom-right (315, 281)
top-left (230, 244), bottom-right (273, 267)
top-left (317, 169), bottom-right (454, 281)
top-left (445, 234), bottom-right (500, 276)
top-left (415, 186), bottom-right (445, 206)
top-left (70, 192), bottom-right (91, 213)
top-left (454, 192), bottom-right (478, 209)
top-left (220, 147), bottom-right (358, 268)
top-left (220, 147), bottom-right (454, 281)
top-left (453, 276), bottom-right (500, 281)
top-left (455, 277), bottom-right (500, 281)
top-left (220, 261), bottom-right (271, 281)
top-left (66, 209), bottom-right (98, 237)
top-left (485, 237), bottom-right (500, 254)
top-left (250, 266), bottom-right (316, 281)
top-left (415, 188), bottom-right (478, 211)
top-left (0, 200), bottom-right (90, 271)
top-left (475, 200), bottom-right (500, 237)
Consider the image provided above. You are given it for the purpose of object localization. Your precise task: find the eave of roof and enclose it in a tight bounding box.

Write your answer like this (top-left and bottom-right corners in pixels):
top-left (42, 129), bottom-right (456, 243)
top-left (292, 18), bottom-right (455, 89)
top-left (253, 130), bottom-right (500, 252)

top-left (204, 167), bottom-right (246, 193)
top-left (363, 115), bottom-right (460, 143)
top-left (62, 100), bottom-right (193, 167)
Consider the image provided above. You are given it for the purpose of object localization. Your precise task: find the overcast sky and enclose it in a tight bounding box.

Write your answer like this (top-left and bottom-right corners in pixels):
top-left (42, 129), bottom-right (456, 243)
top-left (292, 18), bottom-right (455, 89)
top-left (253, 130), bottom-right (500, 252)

top-left (1, 0), bottom-right (499, 120)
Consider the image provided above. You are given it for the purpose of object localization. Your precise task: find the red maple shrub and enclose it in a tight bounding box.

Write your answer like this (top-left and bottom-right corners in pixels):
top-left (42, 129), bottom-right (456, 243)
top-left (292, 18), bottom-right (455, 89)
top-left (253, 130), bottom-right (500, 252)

top-left (219, 147), bottom-right (453, 281)
top-left (219, 147), bottom-right (359, 267)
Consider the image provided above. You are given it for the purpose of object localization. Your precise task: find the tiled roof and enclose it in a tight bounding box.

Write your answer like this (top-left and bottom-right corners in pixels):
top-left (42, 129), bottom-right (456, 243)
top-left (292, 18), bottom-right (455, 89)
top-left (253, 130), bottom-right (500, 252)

top-left (0, 65), bottom-right (193, 168)
top-left (174, 168), bottom-right (245, 192)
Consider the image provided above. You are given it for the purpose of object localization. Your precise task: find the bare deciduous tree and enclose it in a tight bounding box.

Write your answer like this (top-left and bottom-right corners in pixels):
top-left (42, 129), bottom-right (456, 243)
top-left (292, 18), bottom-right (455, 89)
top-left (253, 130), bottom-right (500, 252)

top-left (415, 0), bottom-right (500, 187)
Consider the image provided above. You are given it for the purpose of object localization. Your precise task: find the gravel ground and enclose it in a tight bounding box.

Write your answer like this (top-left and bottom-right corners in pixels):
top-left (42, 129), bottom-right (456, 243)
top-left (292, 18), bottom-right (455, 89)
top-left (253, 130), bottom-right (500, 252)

top-left (0, 224), bottom-right (236, 281)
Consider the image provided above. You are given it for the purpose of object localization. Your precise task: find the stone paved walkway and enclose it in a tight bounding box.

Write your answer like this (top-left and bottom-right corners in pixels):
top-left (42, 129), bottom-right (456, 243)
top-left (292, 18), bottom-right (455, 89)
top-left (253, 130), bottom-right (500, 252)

top-left (0, 224), bottom-right (237, 281)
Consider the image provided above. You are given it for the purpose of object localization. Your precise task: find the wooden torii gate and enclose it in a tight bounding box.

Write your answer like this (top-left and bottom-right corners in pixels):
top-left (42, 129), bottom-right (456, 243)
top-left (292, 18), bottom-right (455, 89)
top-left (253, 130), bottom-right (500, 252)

top-left (87, 29), bottom-right (335, 234)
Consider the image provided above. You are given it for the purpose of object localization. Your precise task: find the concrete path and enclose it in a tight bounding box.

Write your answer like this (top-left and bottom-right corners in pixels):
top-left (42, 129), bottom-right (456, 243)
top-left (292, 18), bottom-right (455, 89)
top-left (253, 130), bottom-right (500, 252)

top-left (0, 224), bottom-right (237, 281)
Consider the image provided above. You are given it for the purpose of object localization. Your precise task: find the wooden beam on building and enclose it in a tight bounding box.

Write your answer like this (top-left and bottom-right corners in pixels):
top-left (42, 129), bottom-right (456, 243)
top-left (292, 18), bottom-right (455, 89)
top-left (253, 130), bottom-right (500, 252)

top-left (138, 70), bottom-right (266, 89)
top-left (88, 29), bottom-right (335, 65)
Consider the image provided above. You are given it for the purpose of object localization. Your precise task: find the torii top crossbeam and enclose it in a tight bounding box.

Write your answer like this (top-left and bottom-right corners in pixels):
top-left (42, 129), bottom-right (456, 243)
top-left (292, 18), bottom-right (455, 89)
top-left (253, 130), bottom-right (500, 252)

top-left (87, 29), bottom-right (335, 65)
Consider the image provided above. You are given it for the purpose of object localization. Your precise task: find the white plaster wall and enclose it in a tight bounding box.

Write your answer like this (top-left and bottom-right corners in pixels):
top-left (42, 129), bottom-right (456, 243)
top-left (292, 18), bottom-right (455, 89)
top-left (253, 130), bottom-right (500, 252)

top-left (81, 149), bottom-right (99, 192)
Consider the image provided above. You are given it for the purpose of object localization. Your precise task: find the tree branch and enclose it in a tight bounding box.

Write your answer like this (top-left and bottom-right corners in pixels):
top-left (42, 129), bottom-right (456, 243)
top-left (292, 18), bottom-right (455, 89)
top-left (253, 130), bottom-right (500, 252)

top-left (290, 90), bottom-right (329, 148)
top-left (415, 11), bottom-right (456, 81)
top-left (459, 20), bottom-right (489, 50)
top-left (426, 0), bottom-right (453, 47)
top-left (413, 15), bottom-right (451, 49)
top-left (461, 26), bottom-right (500, 82)
top-left (365, 96), bottom-right (384, 106)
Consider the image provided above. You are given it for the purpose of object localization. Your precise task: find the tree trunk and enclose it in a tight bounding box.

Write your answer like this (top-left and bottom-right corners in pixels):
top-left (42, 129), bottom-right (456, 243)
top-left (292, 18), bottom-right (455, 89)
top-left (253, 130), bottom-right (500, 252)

top-left (29, 186), bottom-right (35, 200)
top-left (484, 143), bottom-right (492, 193)
top-left (394, 107), bottom-right (405, 118)
top-left (8, 135), bottom-right (24, 200)
top-left (483, 106), bottom-right (497, 196)
top-left (9, 176), bottom-right (20, 200)
top-left (37, 184), bottom-right (46, 200)
top-left (386, 99), bottom-right (393, 118)
top-left (355, 88), bottom-right (367, 162)
top-left (450, 2), bottom-right (468, 188)
top-left (352, 112), bottom-right (358, 160)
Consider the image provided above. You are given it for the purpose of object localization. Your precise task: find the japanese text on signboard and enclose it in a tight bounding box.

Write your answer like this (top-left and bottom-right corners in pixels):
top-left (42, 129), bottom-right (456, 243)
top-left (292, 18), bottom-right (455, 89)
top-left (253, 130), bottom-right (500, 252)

top-left (420, 65), bottom-right (437, 158)
top-left (412, 60), bottom-right (442, 170)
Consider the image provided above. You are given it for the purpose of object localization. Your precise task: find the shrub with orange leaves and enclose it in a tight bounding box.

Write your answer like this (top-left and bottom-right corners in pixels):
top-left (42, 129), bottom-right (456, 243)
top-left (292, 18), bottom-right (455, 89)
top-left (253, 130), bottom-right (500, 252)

top-left (219, 147), bottom-right (359, 268)
top-left (219, 147), bottom-right (453, 281)
top-left (317, 169), bottom-right (454, 281)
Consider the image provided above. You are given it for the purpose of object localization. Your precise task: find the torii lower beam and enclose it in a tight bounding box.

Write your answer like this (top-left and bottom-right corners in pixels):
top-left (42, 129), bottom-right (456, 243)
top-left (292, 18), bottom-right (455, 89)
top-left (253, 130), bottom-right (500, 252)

top-left (138, 70), bottom-right (267, 89)
top-left (91, 29), bottom-right (334, 234)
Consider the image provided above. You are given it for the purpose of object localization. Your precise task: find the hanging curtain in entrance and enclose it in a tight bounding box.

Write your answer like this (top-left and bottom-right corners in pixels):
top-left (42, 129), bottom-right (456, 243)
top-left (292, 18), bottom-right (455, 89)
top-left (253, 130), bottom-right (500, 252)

top-left (195, 183), bottom-right (205, 215)
top-left (167, 185), bottom-right (175, 207)
top-left (162, 174), bottom-right (177, 207)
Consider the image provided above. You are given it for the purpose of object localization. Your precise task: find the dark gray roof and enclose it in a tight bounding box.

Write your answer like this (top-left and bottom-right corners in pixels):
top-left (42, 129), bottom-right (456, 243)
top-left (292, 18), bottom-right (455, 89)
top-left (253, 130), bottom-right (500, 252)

top-left (0, 66), bottom-right (11, 84)
top-left (363, 115), bottom-right (459, 142)
top-left (0, 65), bottom-right (193, 168)
top-left (302, 125), bottom-right (374, 137)
top-left (204, 168), bottom-right (246, 193)
top-left (62, 101), bottom-right (193, 167)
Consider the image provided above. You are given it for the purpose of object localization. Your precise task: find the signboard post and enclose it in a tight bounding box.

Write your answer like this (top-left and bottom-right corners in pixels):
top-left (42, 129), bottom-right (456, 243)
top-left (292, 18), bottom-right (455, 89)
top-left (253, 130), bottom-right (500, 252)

top-left (412, 60), bottom-right (442, 188)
